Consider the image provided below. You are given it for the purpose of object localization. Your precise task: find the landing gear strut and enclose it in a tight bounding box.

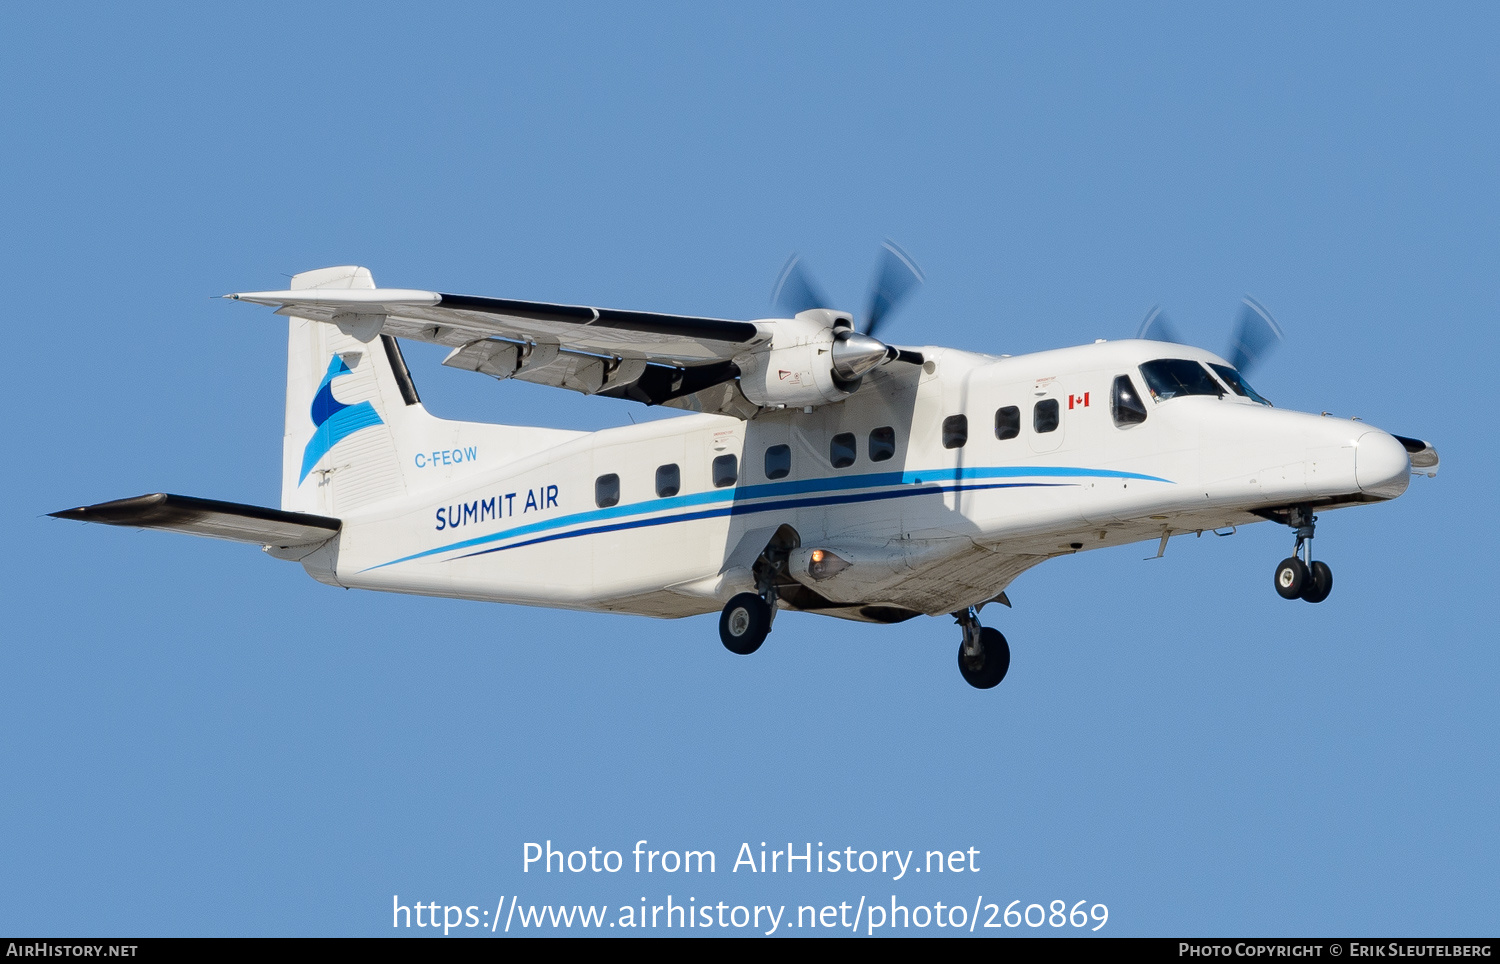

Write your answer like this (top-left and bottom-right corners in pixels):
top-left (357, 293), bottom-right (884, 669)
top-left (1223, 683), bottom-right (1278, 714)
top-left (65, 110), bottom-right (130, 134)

top-left (719, 544), bottom-right (787, 655)
top-left (1273, 506), bottom-right (1333, 603)
top-left (955, 607), bottom-right (1010, 689)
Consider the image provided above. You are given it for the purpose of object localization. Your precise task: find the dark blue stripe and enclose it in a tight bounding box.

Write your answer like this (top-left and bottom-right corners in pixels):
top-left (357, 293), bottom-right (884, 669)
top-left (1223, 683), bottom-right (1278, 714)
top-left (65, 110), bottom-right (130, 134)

top-left (362, 463), bottom-right (1172, 572)
top-left (452, 481), bottom-right (1066, 561)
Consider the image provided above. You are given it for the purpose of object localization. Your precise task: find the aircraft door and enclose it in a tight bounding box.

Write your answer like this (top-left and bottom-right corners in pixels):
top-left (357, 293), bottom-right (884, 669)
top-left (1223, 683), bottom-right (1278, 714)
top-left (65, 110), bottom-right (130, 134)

top-left (1027, 378), bottom-right (1068, 455)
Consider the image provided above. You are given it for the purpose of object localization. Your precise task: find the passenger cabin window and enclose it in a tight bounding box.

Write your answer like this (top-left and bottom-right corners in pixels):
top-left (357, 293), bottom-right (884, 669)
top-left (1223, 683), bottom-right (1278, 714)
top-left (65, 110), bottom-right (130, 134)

top-left (830, 432), bottom-right (857, 469)
top-left (995, 406), bottom-right (1020, 440)
top-left (764, 444), bottom-right (791, 480)
top-left (595, 473), bottom-right (620, 508)
top-left (1209, 364), bottom-right (1273, 406)
top-left (1139, 359), bottom-right (1224, 401)
top-left (869, 426), bottom-right (896, 462)
top-left (655, 463), bottom-right (680, 498)
top-left (1034, 399), bottom-right (1060, 434)
top-left (942, 415), bottom-right (968, 449)
top-left (712, 454), bottom-right (738, 488)
top-left (1111, 375), bottom-right (1148, 427)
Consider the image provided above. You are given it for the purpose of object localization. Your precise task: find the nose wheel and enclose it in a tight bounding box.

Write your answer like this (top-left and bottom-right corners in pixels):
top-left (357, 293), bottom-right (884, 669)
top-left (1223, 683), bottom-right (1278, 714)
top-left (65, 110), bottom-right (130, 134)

top-left (955, 607), bottom-right (1010, 689)
top-left (1273, 507), bottom-right (1333, 603)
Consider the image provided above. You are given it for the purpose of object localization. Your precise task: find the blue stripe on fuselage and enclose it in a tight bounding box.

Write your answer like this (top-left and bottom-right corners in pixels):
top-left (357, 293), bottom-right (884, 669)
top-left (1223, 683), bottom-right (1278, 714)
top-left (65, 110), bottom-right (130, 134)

top-left (358, 465), bottom-right (1172, 573)
top-left (452, 480), bottom-right (1066, 561)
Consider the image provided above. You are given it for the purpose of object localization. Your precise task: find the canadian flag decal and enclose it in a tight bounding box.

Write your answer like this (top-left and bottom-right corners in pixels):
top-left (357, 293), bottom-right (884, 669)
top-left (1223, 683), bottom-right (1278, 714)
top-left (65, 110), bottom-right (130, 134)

top-left (1068, 392), bottom-right (1090, 409)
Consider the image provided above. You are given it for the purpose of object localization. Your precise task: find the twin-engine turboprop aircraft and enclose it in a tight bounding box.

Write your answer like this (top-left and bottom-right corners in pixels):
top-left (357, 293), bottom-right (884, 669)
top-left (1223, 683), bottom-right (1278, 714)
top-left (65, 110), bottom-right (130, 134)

top-left (53, 252), bottom-right (1439, 688)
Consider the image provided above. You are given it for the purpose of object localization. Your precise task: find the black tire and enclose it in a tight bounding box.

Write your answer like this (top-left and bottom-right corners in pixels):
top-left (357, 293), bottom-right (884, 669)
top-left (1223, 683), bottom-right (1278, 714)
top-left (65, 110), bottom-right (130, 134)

top-left (957, 627), bottom-right (1011, 689)
top-left (719, 592), bottom-right (771, 655)
top-left (1274, 557), bottom-right (1308, 600)
top-left (1302, 560), bottom-right (1333, 603)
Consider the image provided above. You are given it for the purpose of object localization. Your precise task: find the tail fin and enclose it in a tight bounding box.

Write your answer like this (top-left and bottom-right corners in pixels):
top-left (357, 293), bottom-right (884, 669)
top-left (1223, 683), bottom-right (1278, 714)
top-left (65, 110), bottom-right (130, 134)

top-left (282, 266), bottom-right (423, 514)
top-left (281, 266), bottom-right (587, 516)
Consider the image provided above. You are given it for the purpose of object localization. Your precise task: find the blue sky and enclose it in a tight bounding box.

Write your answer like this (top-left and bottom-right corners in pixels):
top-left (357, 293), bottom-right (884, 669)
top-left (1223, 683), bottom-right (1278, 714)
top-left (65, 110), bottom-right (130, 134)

top-left (2, 2), bottom-right (1495, 936)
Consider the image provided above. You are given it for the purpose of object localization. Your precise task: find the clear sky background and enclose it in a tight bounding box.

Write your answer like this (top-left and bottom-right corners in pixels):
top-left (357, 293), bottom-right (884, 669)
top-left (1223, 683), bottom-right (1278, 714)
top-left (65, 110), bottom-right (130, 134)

top-left (2, 2), bottom-right (1495, 937)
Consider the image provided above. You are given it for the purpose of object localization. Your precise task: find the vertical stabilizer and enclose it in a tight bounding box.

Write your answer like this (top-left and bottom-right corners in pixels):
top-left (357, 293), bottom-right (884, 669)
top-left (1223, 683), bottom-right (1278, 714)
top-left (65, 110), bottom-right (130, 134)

top-left (282, 266), bottom-right (415, 514)
top-left (277, 265), bottom-right (587, 518)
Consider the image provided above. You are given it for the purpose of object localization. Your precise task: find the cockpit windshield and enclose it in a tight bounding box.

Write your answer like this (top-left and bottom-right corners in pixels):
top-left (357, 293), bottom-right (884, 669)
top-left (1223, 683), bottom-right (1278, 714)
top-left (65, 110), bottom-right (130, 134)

top-left (1138, 359), bottom-right (1224, 401)
top-left (1209, 364), bottom-right (1272, 406)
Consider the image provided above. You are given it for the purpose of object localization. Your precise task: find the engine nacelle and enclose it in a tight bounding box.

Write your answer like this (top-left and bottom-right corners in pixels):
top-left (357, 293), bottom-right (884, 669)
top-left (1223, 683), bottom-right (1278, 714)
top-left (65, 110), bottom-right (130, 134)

top-left (736, 310), bottom-right (891, 409)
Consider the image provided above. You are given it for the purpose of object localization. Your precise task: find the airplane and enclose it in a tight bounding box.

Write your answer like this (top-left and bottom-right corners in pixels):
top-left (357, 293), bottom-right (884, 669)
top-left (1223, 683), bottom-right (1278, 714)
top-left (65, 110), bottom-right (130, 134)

top-left (50, 250), bottom-right (1440, 689)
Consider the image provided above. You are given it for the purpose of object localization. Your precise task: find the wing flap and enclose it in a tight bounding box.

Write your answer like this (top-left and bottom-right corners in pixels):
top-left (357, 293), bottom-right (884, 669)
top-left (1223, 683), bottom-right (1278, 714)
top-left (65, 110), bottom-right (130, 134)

top-left (50, 494), bottom-right (340, 548)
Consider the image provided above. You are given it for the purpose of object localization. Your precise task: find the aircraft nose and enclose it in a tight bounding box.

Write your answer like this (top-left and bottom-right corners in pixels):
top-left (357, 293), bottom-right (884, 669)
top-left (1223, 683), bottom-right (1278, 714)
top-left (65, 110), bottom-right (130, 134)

top-left (1355, 431), bottom-right (1411, 499)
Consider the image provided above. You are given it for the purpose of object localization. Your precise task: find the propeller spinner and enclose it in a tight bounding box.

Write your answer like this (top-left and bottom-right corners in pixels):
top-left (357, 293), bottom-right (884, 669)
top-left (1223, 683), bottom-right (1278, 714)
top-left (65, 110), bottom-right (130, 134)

top-left (771, 240), bottom-right (926, 374)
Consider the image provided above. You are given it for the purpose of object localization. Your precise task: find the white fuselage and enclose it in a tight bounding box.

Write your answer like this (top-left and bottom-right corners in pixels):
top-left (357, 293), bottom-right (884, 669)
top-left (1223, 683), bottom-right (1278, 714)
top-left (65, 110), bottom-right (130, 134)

top-left (317, 339), bottom-right (1412, 621)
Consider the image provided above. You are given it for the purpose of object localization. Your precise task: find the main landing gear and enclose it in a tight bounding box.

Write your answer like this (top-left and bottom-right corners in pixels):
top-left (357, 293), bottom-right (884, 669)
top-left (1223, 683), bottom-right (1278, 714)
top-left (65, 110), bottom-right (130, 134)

top-left (1273, 506), bottom-right (1333, 604)
top-left (719, 592), bottom-right (773, 655)
top-left (955, 607), bottom-right (1010, 690)
top-left (719, 545), bottom-right (787, 655)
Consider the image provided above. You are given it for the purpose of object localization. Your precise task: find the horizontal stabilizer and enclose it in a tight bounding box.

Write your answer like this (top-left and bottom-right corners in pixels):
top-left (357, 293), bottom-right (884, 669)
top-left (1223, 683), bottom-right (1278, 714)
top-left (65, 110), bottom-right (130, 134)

top-left (50, 494), bottom-right (340, 548)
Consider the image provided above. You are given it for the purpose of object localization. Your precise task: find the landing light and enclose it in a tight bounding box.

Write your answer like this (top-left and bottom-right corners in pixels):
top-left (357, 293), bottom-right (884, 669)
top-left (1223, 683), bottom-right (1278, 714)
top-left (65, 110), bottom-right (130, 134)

top-left (807, 548), bottom-right (850, 580)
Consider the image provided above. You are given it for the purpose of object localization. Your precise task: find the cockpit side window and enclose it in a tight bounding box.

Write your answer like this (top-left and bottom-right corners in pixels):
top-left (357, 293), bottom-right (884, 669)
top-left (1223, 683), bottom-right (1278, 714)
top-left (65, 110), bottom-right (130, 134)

top-left (1209, 364), bottom-right (1273, 406)
top-left (1139, 359), bottom-right (1225, 401)
top-left (1111, 375), bottom-right (1148, 427)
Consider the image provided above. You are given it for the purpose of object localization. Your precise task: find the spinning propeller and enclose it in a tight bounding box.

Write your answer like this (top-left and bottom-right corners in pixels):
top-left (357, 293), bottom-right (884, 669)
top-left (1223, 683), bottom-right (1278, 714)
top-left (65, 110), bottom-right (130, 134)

top-left (772, 240), bottom-right (927, 375)
top-left (1136, 296), bottom-right (1285, 376)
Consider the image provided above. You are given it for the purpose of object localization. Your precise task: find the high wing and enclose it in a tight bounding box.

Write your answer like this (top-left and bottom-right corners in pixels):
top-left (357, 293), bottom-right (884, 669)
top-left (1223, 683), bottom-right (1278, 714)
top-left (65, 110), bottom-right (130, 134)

top-left (226, 280), bottom-right (772, 417)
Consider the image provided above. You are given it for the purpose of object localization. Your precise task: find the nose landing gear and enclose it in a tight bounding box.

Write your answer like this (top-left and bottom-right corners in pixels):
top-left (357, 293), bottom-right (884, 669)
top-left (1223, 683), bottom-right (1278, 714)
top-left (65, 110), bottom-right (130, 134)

top-left (1273, 507), bottom-right (1333, 603)
top-left (955, 607), bottom-right (1010, 689)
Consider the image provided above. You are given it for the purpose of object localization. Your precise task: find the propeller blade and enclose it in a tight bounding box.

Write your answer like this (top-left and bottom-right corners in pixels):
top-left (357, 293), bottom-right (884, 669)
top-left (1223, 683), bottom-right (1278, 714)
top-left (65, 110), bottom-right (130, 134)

top-left (863, 240), bottom-right (924, 338)
top-left (1136, 304), bottom-right (1185, 345)
top-left (1226, 296), bottom-right (1283, 375)
top-left (771, 253), bottom-right (831, 317)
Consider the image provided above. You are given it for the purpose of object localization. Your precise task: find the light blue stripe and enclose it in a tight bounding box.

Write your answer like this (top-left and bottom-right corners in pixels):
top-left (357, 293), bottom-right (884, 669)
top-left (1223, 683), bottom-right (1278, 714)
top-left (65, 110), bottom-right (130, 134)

top-left (452, 479), bottom-right (1068, 563)
top-left (361, 464), bottom-right (1173, 572)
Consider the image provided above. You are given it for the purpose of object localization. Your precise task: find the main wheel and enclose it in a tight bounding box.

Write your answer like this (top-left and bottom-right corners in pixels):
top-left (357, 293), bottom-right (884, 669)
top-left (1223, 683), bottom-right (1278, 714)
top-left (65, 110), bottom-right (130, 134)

top-left (957, 627), bottom-right (1011, 689)
top-left (1301, 560), bottom-right (1333, 603)
top-left (719, 592), bottom-right (771, 655)
top-left (1274, 557), bottom-right (1309, 600)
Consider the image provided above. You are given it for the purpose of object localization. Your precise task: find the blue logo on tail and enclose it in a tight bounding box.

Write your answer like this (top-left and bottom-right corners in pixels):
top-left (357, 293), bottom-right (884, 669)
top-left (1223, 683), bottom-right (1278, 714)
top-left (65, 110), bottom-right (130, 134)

top-left (299, 356), bottom-right (384, 483)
